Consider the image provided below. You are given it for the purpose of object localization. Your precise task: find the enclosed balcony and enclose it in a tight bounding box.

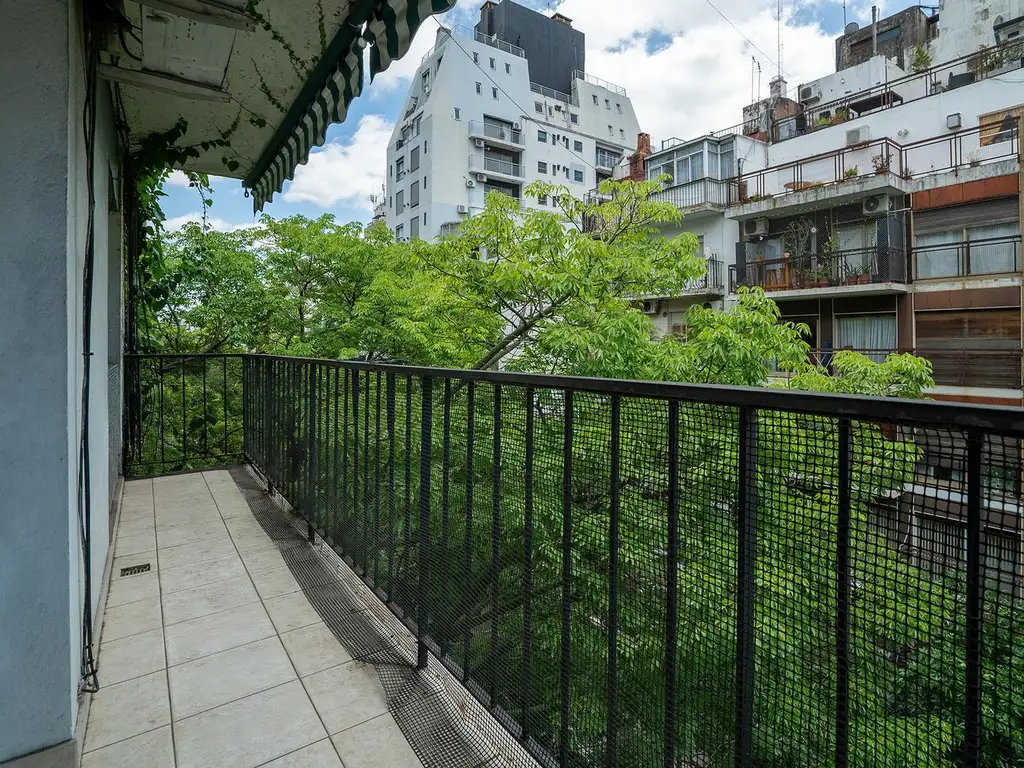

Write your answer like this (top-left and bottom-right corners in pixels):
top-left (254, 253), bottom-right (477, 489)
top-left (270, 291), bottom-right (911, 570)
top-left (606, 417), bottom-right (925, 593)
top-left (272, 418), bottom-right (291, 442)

top-left (730, 245), bottom-right (909, 297)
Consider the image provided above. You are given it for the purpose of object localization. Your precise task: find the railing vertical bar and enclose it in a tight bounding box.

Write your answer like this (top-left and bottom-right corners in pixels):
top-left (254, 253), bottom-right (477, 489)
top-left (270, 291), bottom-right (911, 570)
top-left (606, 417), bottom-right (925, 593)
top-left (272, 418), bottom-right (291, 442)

top-left (158, 361), bottom-right (165, 469)
top-left (331, 367), bottom-right (340, 543)
top-left (306, 362), bottom-right (317, 543)
top-left (223, 355), bottom-right (229, 456)
top-left (364, 370), bottom-right (371, 573)
top-left (664, 400), bottom-right (679, 767)
top-left (374, 371), bottom-right (383, 586)
top-left (181, 357), bottom-right (187, 468)
top-left (964, 430), bottom-right (984, 768)
top-left (387, 373), bottom-right (397, 595)
top-left (442, 379), bottom-right (452, 543)
top-left (201, 356), bottom-right (208, 456)
top-left (735, 405), bottom-right (758, 768)
top-left (417, 376), bottom-right (433, 670)
top-left (835, 418), bottom-right (852, 768)
top-left (404, 377), bottom-right (414, 592)
top-left (608, 394), bottom-right (621, 767)
top-left (341, 369), bottom-right (350, 550)
top-left (522, 386), bottom-right (535, 743)
top-left (559, 389), bottom-right (574, 768)
top-left (353, 367), bottom-right (361, 566)
top-left (489, 385), bottom-right (502, 704)
top-left (463, 381), bottom-right (476, 683)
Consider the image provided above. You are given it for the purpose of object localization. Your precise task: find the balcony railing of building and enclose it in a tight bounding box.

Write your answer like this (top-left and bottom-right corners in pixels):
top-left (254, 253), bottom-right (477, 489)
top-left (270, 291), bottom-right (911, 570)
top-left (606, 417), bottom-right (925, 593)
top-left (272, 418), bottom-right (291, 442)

top-left (531, 82), bottom-right (577, 106)
top-left (772, 38), bottom-right (1024, 142)
top-left (571, 69), bottom-right (626, 96)
top-left (437, 25), bottom-right (526, 59)
top-left (796, 347), bottom-right (1023, 390)
top-left (469, 121), bottom-right (524, 146)
top-left (730, 246), bottom-right (908, 293)
top-left (913, 235), bottom-right (1022, 280)
top-left (595, 149), bottom-right (622, 171)
top-left (661, 124), bottom-right (747, 152)
top-left (469, 154), bottom-right (523, 179)
top-left (125, 351), bottom-right (1024, 767)
top-left (650, 178), bottom-right (735, 210)
top-left (738, 124), bottom-right (1019, 202)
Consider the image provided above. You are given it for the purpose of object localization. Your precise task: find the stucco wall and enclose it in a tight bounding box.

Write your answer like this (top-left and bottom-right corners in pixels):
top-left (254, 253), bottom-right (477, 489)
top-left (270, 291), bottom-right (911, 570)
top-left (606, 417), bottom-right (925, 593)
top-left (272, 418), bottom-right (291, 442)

top-left (0, 0), bottom-right (118, 761)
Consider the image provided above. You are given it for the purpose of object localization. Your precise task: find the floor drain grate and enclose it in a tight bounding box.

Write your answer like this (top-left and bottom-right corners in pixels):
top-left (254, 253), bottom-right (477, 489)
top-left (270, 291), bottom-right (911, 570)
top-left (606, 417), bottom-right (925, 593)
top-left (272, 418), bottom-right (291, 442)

top-left (119, 563), bottom-right (151, 577)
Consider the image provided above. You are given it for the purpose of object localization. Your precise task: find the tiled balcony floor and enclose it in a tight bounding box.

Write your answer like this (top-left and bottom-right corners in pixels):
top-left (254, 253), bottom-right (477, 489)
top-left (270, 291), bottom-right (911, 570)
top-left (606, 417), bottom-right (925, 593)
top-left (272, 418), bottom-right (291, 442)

top-left (82, 470), bottom-right (422, 768)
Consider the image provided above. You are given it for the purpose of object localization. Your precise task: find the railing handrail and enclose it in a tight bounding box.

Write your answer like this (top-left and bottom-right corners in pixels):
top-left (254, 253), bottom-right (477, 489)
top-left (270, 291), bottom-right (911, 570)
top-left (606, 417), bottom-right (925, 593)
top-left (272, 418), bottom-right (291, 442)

top-left (911, 234), bottom-right (1022, 279)
top-left (531, 81), bottom-right (576, 105)
top-left (469, 120), bottom-right (524, 144)
top-left (572, 69), bottom-right (627, 96)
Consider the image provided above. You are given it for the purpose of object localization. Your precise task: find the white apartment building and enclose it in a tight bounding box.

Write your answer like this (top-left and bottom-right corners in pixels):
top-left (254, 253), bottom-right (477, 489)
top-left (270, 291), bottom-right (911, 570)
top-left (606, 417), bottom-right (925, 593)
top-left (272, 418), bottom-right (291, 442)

top-left (385, 0), bottom-right (641, 241)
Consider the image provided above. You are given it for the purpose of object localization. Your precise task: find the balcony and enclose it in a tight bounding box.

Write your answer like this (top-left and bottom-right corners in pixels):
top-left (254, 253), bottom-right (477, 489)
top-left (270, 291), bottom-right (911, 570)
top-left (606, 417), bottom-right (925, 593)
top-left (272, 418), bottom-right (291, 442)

top-left (595, 149), bottom-right (622, 173)
top-left (468, 153), bottom-right (523, 181)
top-left (531, 81), bottom-right (577, 106)
top-left (913, 235), bottom-right (1022, 281)
top-left (109, 352), bottom-right (1024, 767)
top-left (650, 178), bottom-right (734, 215)
top-left (469, 120), bottom-right (524, 150)
top-left (730, 246), bottom-right (908, 296)
top-left (731, 125), bottom-right (1019, 219)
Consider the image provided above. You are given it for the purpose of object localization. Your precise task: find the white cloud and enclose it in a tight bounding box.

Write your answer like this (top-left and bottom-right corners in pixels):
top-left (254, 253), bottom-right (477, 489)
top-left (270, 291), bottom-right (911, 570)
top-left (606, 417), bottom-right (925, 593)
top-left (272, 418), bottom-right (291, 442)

top-left (281, 114), bottom-right (394, 210)
top-left (165, 170), bottom-right (192, 188)
top-left (164, 212), bottom-right (252, 232)
top-left (369, 22), bottom-right (446, 92)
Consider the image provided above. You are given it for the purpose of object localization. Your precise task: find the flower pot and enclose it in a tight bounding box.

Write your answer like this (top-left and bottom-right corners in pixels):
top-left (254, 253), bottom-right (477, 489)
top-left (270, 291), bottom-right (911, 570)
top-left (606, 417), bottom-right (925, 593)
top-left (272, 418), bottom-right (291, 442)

top-left (817, 279), bottom-right (830, 287)
top-left (857, 274), bottom-right (871, 285)
top-left (846, 276), bottom-right (859, 286)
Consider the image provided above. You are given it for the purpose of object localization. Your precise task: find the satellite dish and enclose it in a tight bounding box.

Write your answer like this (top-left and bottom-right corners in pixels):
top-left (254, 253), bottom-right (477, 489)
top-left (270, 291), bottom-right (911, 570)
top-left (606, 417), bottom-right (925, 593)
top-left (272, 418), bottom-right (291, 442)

top-left (845, 21), bottom-right (860, 34)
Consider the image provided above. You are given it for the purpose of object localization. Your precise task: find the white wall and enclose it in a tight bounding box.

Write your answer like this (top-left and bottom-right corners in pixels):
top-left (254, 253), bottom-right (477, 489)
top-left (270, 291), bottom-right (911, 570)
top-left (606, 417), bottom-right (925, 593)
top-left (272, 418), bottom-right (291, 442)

top-left (0, 0), bottom-right (119, 761)
top-left (932, 0), bottom-right (1018, 63)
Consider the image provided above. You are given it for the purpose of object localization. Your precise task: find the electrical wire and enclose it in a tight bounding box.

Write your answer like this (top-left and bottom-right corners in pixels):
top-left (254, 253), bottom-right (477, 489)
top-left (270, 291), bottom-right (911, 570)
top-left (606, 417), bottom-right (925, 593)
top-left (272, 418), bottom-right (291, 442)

top-left (701, 0), bottom-right (793, 81)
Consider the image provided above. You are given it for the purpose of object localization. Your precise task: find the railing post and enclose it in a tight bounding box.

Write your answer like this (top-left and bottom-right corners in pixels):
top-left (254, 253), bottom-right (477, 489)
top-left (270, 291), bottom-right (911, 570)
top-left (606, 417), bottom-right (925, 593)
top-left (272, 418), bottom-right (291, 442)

top-left (417, 376), bottom-right (433, 670)
top-left (835, 418), bottom-right (852, 767)
top-left (964, 430), bottom-right (984, 768)
top-left (559, 389), bottom-right (574, 768)
top-left (306, 362), bottom-right (317, 543)
top-left (522, 387), bottom-right (535, 743)
top-left (490, 385), bottom-right (502, 702)
top-left (735, 406), bottom-right (758, 768)
top-left (664, 400), bottom-right (679, 768)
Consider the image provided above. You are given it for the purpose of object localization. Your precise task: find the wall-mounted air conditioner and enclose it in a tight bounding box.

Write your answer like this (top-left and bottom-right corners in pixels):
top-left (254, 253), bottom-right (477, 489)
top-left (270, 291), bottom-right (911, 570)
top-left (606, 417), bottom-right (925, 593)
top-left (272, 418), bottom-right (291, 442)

top-left (466, 179), bottom-right (476, 188)
top-left (862, 195), bottom-right (891, 216)
top-left (641, 299), bottom-right (660, 314)
top-left (798, 83), bottom-right (821, 103)
top-left (476, 173), bottom-right (488, 182)
top-left (474, 138), bottom-right (486, 148)
top-left (457, 204), bottom-right (469, 214)
top-left (743, 218), bottom-right (769, 237)
top-left (845, 126), bottom-right (870, 145)
top-left (513, 122), bottom-right (521, 130)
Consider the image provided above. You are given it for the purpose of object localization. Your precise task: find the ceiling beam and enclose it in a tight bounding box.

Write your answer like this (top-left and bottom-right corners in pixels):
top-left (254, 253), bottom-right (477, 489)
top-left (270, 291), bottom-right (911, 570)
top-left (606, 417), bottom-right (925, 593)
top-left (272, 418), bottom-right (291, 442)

top-left (98, 64), bottom-right (233, 103)
top-left (138, 0), bottom-right (255, 32)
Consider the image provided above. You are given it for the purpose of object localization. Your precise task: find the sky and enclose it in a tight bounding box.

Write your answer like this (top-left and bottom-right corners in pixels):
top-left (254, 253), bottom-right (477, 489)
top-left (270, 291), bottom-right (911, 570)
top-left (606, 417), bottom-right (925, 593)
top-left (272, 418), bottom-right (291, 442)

top-left (161, 0), bottom-right (919, 231)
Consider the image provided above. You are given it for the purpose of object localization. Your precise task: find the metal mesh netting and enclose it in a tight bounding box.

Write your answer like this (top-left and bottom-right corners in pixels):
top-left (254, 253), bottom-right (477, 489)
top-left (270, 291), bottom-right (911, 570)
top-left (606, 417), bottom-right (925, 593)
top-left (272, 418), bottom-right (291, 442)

top-left (143, 354), bottom-right (1024, 768)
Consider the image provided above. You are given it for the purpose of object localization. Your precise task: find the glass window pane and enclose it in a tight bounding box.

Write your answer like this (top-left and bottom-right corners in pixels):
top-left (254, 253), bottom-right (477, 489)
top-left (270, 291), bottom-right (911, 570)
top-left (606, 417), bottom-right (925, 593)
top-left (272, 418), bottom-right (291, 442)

top-left (916, 230), bottom-right (961, 278)
top-left (968, 222), bottom-right (1019, 274)
top-left (836, 314), bottom-right (896, 358)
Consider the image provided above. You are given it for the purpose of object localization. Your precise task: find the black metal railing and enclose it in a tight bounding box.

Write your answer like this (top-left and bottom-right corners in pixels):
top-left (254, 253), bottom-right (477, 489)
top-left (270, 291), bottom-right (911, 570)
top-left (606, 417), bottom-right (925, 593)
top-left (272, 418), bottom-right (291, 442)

top-left (731, 246), bottom-right (907, 292)
top-left (125, 353), bottom-right (1024, 767)
top-left (649, 178), bottom-right (735, 210)
top-left (913, 235), bottom-right (1022, 280)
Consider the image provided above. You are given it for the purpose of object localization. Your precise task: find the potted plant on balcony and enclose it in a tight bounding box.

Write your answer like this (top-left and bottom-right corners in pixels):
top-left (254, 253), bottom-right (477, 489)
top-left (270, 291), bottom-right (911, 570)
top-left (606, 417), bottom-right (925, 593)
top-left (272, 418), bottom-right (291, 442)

top-left (843, 166), bottom-right (860, 180)
top-left (831, 107), bottom-right (850, 126)
top-left (857, 264), bottom-right (872, 284)
top-left (871, 152), bottom-right (891, 175)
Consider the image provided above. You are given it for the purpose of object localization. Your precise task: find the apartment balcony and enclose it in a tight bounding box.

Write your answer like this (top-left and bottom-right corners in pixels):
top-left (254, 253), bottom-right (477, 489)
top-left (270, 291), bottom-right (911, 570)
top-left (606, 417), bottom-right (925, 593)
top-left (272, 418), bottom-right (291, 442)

top-left (468, 153), bottom-right (523, 182)
top-left (729, 125), bottom-right (1019, 220)
top-left (730, 246), bottom-right (908, 298)
top-left (99, 352), bottom-right (1024, 767)
top-left (469, 120), bottom-right (525, 151)
top-left (912, 235), bottom-right (1022, 281)
top-left (650, 178), bottom-right (734, 216)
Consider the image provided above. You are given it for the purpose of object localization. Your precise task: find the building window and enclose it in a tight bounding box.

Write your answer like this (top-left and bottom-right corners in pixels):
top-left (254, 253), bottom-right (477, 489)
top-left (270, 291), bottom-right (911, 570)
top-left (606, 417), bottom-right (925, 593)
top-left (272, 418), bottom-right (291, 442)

top-left (410, 146), bottom-right (420, 171)
top-left (423, 175), bottom-right (427, 189)
top-left (396, 157), bottom-right (405, 179)
top-left (538, 161), bottom-right (548, 174)
top-left (476, 82), bottom-right (482, 94)
top-left (424, 140), bottom-right (428, 154)
top-left (592, 95), bottom-right (598, 105)
top-left (396, 224), bottom-right (404, 240)
top-left (505, 63), bottom-right (511, 74)
top-left (608, 125), bottom-right (613, 135)
top-left (535, 101), bottom-right (543, 113)
top-left (570, 113), bottom-right (578, 124)
top-left (836, 314), bottom-right (897, 361)
top-left (564, 167), bottom-right (570, 179)
top-left (620, 129), bottom-right (626, 139)
top-left (489, 57), bottom-right (495, 69)
top-left (675, 151), bottom-right (704, 183)
top-left (492, 87), bottom-right (499, 100)
top-left (410, 216), bottom-right (420, 239)
top-left (574, 169), bottom-right (584, 183)
top-left (421, 70), bottom-right (430, 92)
top-left (389, 196), bottom-right (392, 208)
top-left (605, 99), bottom-right (611, 110)
top-left (454, 108), bottom-right (461, 120)
top-left (423, 212), bottom-right (427, 225)
top-left (616, 103), bottom-right (622, 114)
top-left (410, 181), bottom-right (420, 207)
top-left (473, 52), bottom-right (478, 64)
top-left (574, 140), bottom-right (583, 152)
top-left (396, 189), bottom-right (405, 212)
top-left (415, 115), bottom-right (422, 135)
top-left (538, 195), bottom-right (548, 205)
top-left (538, 130), bottom-right (547, 142)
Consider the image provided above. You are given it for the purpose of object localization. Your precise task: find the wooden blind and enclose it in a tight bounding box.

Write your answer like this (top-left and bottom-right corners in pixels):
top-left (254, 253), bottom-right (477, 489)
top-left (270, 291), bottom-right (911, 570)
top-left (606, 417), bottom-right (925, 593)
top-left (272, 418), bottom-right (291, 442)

top-left (916, 309), bottom-right (1020, 348)
top-left (915, 199), bottom-right (1019, 235)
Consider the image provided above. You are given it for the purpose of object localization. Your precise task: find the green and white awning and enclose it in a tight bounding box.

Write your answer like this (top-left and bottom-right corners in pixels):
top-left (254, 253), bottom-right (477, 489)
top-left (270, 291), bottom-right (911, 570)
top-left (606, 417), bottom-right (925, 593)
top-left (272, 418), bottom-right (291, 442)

top-left (368, 0), bottom-right (457, 79)
top-left (248, 0), bottom-right (456, 212)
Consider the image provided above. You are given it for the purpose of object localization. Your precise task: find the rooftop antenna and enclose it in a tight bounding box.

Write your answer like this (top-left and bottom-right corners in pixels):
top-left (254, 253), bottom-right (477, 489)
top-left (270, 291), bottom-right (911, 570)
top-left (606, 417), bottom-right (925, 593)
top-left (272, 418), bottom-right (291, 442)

top-left (751, 56), bottom-right (756, 102)
top-left (776, 0), bottom-right (783, 80)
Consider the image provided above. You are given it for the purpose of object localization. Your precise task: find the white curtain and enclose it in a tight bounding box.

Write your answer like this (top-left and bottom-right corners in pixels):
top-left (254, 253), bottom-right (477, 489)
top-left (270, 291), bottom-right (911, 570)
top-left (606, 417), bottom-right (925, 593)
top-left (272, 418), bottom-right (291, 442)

top-left (969, 222), bottom-right (1019, 275)
top-left (915, 231), bottom-right (960, 278)
top-left (837, 314), bottom-right (897, 361)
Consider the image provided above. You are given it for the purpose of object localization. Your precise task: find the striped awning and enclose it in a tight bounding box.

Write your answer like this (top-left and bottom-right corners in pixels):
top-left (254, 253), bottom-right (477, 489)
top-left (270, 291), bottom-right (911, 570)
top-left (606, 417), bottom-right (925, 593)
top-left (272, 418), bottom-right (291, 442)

top-left (248, 0), bottom-right (456, 212)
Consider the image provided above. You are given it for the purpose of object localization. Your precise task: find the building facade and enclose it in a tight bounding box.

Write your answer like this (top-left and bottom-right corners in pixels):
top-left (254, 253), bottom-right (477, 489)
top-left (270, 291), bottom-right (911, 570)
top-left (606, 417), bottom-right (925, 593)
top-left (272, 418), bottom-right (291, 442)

top-left (384, 0), bottom-right (641, 242)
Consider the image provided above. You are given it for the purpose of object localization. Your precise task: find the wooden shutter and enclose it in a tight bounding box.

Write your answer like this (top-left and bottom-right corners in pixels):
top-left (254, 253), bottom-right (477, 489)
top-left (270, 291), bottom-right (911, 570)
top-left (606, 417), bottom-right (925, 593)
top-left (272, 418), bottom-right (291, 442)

top-left (915, 199), bottom-right (1019, 235)
top-left (916, 309), bottom-right (1020, 349)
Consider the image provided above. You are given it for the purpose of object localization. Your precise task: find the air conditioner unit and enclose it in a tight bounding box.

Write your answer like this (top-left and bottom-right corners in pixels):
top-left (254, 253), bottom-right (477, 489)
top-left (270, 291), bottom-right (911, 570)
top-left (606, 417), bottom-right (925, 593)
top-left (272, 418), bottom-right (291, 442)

top-left (466, 179), bottom-right (476, 188)
top-left (456, 204), bottom-right (469, 214)
top-left (513, 122), bottom-right (521, 130)
top-left (476, 173), bottom-right (488, 182)
top-left (743, 218), bottom-right (769, 238)
top-left (845, 126), bottom-right (870, 145)
top-left (862, 194), bottom-right (892, 215)
top-left (798, 83), bottom-right (821, 103)
top-left (474, 138), bottom-right (486, 148)
top-left (641, 299), bottom-right (660, 315)
top-left (396, 138), bottom-right (406, 149)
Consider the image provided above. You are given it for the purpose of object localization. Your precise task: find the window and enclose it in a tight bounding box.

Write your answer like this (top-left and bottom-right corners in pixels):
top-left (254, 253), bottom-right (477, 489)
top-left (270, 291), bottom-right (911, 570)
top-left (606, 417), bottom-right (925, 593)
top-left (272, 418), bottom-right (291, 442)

top-left (410, 146), bottom-right (420, 171)
top-left (675, 151), bottom-right (704, 184)
top-left (650, 161), bottom-right (674, 183)
top-left (608, 125), bottom-right (614, 135)
top-left (605, 99), bottom-right (611, 110)
top-left (616, 103), bottom-right (622, 114)
top-left (410, 216), bottom-right (420, 239)
top-left (415, 115), bottom-right (422, 135)
top-left (396, 157), bottom-right (406, 179)
top-left (535, 101), bottom-right (543, 113)
top-left (389, 165), bottom-right (393, 178)
top-left (423, 175), bottom-right (427, 189)
top-left (454, 108), bottom-right (461, 120)
top-left (538, 161), bottom-right (548, 174)
top-left (574, 169), bottom-right (585, 183)
top-left (574, 140), bottom-right (583, 152)
top-left (836, 314), bottom-right (897, 360)
top-left (421, 70), bottom-right (430, 91)
top-left (489, 57), bottom-right (495, 69)
top-left (473, 52), bottom-right (479, 64)
top-left (718, 145), bottom-right (735, 179)
top-left (564, 167), bottom-right (570, 179)
top-left (396, 224), bottom-right (404, 240)
top-left (492, 87), bottom-right (499, 100)
top-left (389, 196), bottom-right (393, 209)
top-left (570, 113), bottom-right (578, 124)
top-left (436, 56), bottom-right (443, 73)
top-left (410, 181), bottom-right (419, 207)
top-left (423, 212), bottom-right (427, 225)
top-left (592, 95), bottom-right (598, 105)
top-left (552, 134), bottom-right (557, 145)
top-left (396, 189), bottom-right (405, 213)
top-left (424, 140), bottom-right (428, 154)
top-left (505, 63), bottom-right (511, 74)
top-left (620, 129), bottom-right (625, 139)
top-left (538, 195), bottom-right (548, 206)
top-left (476, 82), bottom-right (482, 94)
top-left (537, 130), bottom-right (547, 142)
